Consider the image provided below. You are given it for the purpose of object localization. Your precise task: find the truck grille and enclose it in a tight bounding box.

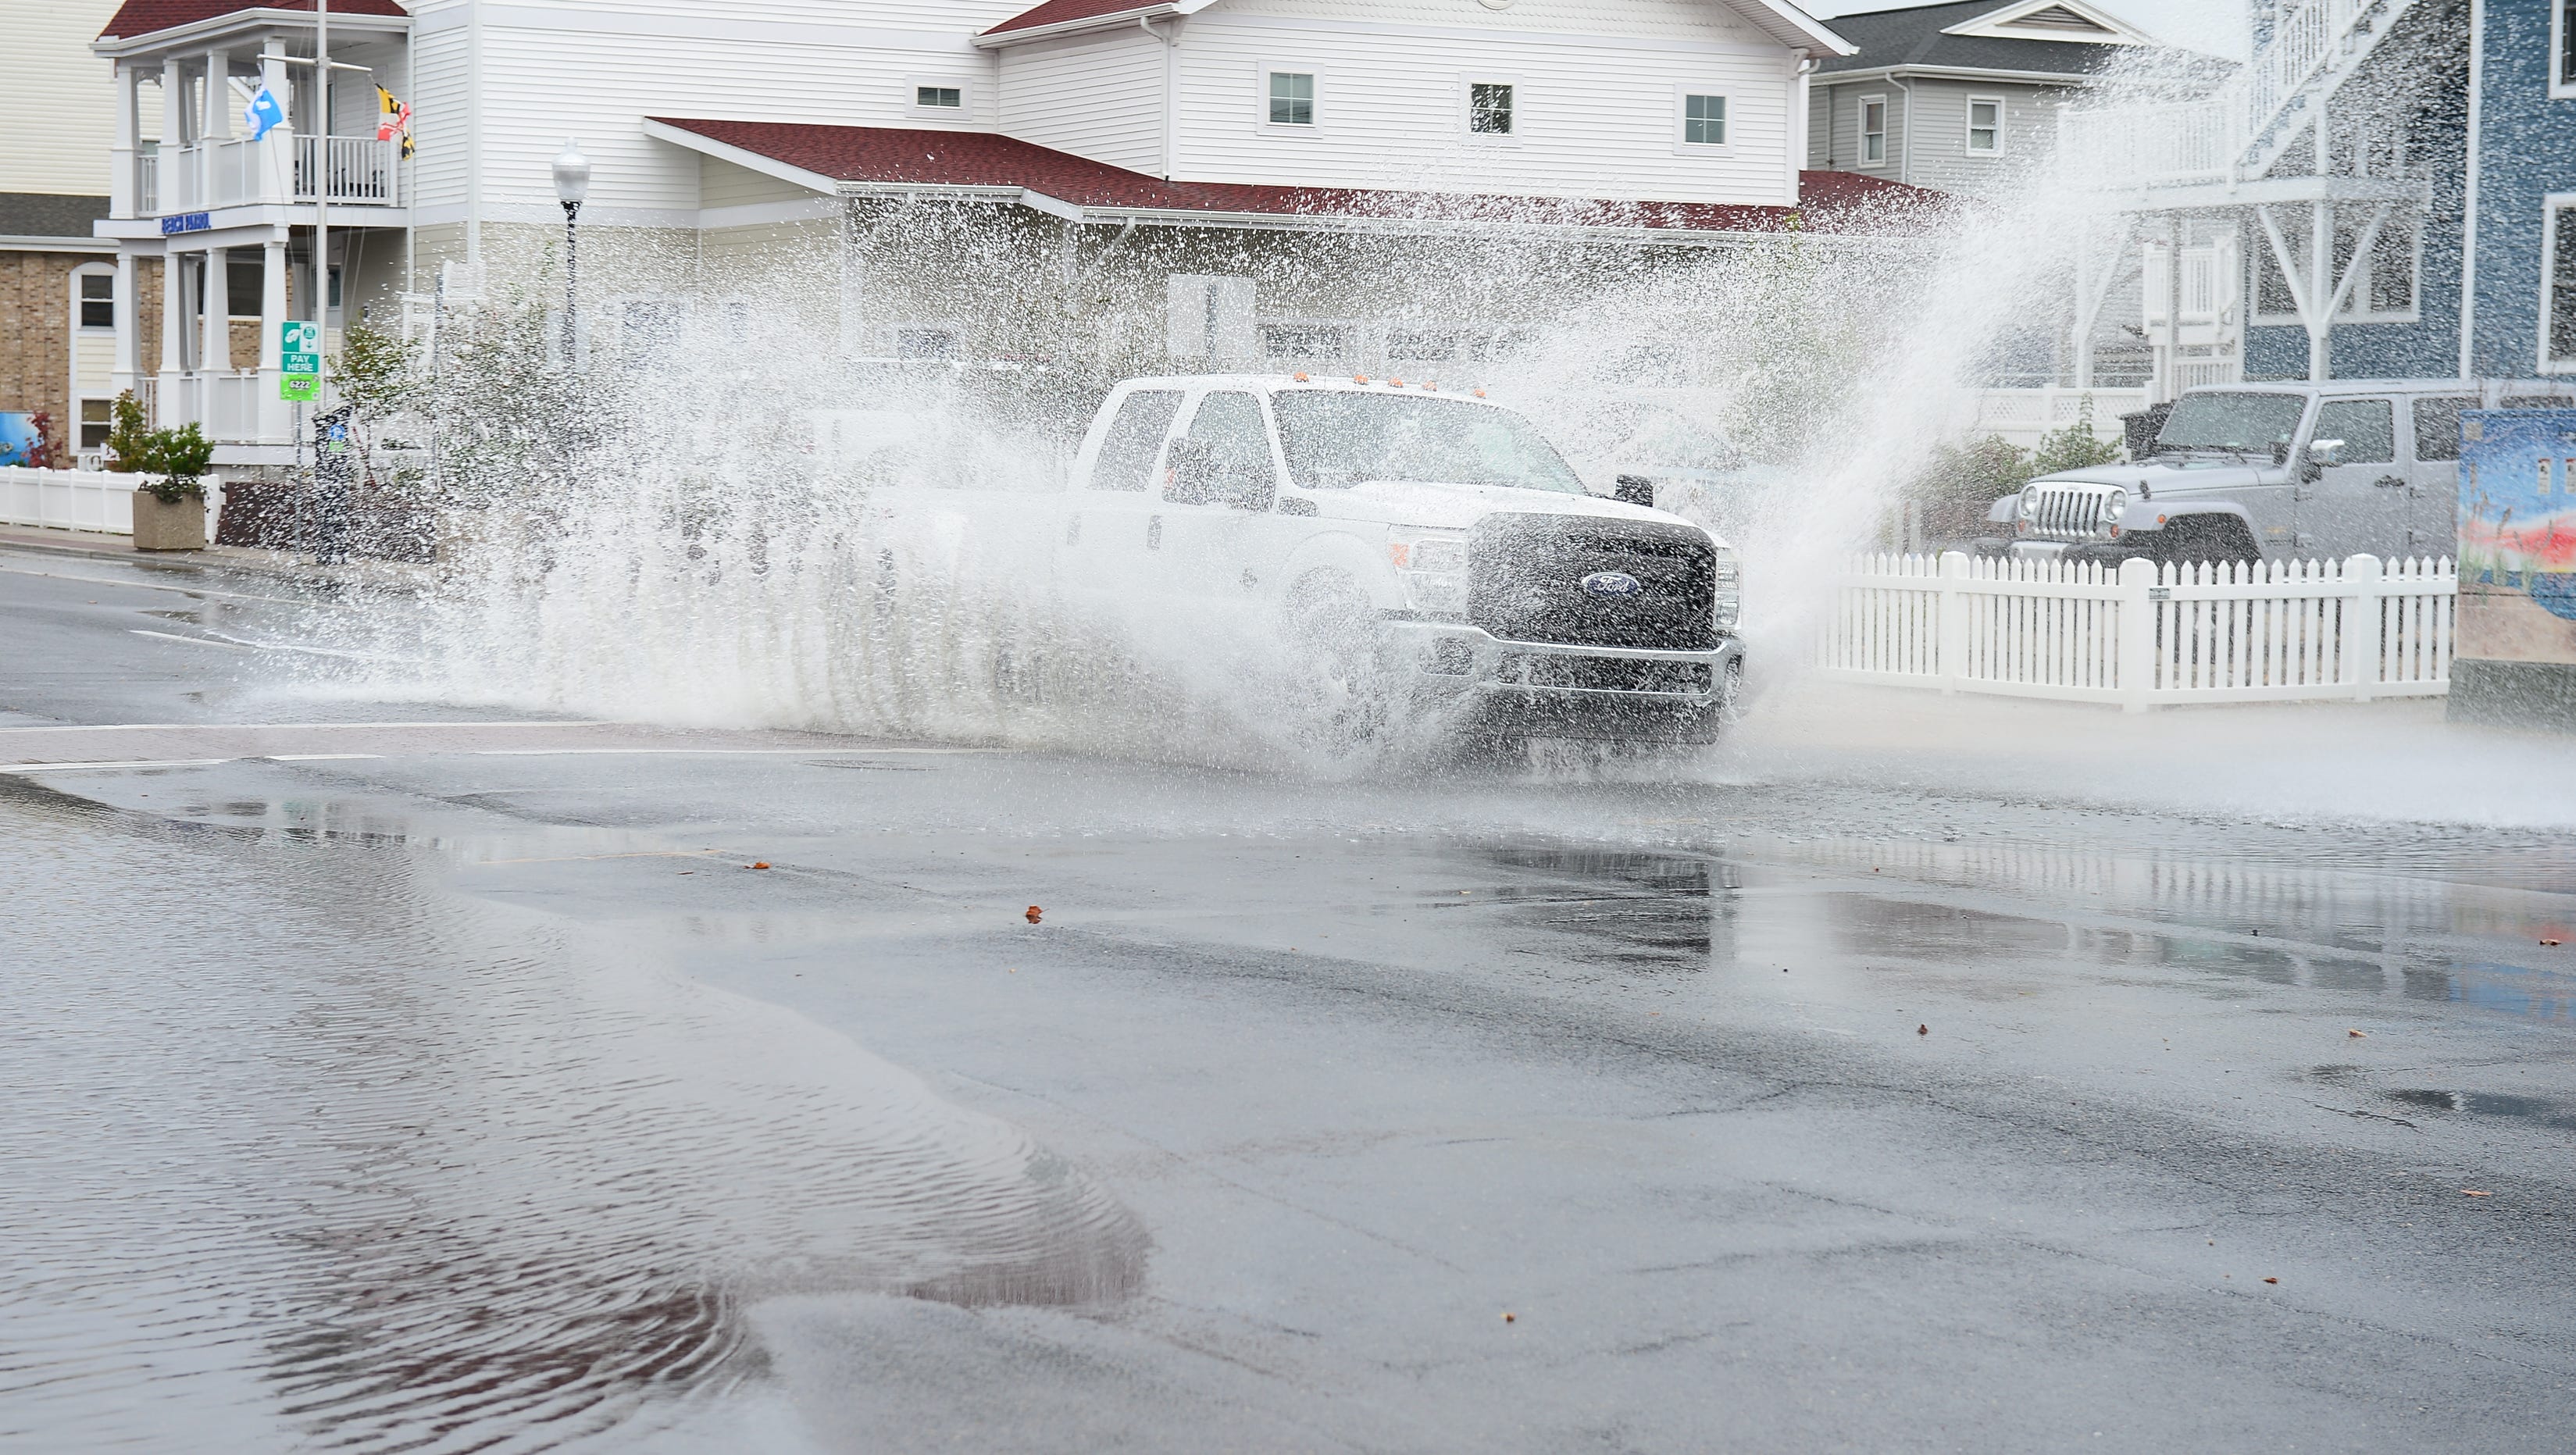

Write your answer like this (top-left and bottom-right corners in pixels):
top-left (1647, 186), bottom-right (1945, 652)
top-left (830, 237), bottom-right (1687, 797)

top-left (2026, 484), bottom-right (2114, 542)
top-left (1468, 515), bottom-right (1717, 652)
top-left (1500, 654), bottom-right (1714, 695)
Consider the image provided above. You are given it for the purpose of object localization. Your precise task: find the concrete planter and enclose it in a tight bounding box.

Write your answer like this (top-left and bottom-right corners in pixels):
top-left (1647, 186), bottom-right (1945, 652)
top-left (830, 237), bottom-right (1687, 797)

top-left (130, 487), bottom-right (207, 551)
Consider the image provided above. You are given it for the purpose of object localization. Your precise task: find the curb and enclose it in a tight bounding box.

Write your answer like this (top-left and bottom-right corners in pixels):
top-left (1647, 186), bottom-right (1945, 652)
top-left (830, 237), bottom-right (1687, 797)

top-left (0, 529), bottom-right (433, 593)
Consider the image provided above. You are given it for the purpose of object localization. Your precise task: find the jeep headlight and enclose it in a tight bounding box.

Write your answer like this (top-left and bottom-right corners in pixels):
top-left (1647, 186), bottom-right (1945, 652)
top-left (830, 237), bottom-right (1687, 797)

top-left (2018, 487), bottom-right (2041, 520)
top-left (1389, 531), bottom-right (1468, 614)
top-left (2103, 488), bottom-right (2129, 525)
top-left (1714, 552), bottom-right (1742, 630)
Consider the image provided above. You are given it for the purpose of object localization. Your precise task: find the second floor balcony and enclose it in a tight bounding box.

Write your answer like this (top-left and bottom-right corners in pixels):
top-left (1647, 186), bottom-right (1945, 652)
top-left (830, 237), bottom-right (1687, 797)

top-left (134, 133), bottom-right (401, 216)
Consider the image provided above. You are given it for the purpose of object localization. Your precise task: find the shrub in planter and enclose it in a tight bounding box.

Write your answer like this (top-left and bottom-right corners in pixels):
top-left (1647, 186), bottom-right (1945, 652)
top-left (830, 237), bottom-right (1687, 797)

top-left (131, 423), bottom-right (215, 551)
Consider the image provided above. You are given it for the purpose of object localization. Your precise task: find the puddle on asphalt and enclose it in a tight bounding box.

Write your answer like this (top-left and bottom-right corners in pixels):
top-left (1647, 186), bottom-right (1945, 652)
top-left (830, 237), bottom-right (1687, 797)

top-left (2385, 1088), bottom-right (2576, 1130)
top-left (0, 776), bottom-right (1146, 1450)
top-left (1474, 846), bottom-right (1732, 969)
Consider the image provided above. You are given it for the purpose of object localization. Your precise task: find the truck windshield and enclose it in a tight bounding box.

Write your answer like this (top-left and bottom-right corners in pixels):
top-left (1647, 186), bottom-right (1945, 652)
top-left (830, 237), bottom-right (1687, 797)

top-left (2156, 391), bottom-right (2306, 453)
top-left (1272, 392), bottom-right (1586, 494)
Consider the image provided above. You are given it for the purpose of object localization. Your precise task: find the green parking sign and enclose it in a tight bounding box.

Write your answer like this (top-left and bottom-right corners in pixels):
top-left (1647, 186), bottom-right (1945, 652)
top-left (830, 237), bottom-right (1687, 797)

top-left (280, 319), bottom-right (318, 359)
top-left (281, 373), bottom-right (319, 402)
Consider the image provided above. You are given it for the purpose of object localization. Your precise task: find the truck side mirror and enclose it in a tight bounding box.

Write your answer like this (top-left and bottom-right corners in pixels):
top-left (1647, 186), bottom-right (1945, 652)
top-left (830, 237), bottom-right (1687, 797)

top-left (2303, 437), bottom-right (2345, 480)
top-left (1614, 473), bottom-right (1656, 507)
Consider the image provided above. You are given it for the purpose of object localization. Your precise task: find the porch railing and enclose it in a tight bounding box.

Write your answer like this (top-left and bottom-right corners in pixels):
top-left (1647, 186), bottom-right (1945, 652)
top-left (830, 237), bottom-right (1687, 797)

top-left (147, 134), bottom-right (401, 214)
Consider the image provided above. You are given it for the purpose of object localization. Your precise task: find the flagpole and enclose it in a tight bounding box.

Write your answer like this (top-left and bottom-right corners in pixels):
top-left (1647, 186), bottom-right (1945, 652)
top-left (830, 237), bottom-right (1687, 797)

top-left (315, 0), bottom-right (329, 412)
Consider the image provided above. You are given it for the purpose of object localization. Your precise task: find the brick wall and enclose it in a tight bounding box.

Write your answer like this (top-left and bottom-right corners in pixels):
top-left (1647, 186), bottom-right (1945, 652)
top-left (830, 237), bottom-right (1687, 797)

top-left (0, 249), bottom-right (78, 433)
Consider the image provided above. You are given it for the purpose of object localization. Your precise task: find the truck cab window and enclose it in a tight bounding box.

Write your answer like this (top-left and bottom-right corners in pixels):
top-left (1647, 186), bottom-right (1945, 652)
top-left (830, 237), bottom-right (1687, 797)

top-left (1090, 390), bottom-right (1182, 491)
top-left (1272, 392), bottom-right (1585, 494)
top-left (1168, 391), bottom-right (1277, 509)
top-left (2314, 399), bottom-right (2395, 463)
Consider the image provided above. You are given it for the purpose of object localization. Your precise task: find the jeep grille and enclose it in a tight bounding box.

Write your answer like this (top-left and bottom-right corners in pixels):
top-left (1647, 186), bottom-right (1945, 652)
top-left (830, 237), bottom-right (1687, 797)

top-left (2026, 483), bottom-right (2116, 543)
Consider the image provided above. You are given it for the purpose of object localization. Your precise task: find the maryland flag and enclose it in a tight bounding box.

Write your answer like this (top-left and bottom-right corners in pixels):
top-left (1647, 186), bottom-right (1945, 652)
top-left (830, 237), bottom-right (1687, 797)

top-left (375, 84), bottom-right (413, 160)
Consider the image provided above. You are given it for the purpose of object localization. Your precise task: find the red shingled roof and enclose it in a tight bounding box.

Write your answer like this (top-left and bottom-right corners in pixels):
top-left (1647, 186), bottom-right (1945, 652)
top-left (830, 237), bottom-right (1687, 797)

top-left (981, 0), bottom-right (1162, 37)
top-left (651, 118), bottom-right (1943, 234)
top-left (101, 0), bottom-right (408, 41)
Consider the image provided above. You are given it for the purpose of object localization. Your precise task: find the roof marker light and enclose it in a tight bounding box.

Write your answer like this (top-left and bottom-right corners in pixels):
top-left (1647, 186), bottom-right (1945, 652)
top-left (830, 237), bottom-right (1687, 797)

top-left (1353, 373), bottom-right (1369, 383)
top-left (1390, 376), bottom-right (1405, 387)
top-left (1473, 387), bottom-right (1487, 398)
top-left (1423, 380), bottom-right (1438, 391)
top-left (1293, 371), bottom-right (1309, 382)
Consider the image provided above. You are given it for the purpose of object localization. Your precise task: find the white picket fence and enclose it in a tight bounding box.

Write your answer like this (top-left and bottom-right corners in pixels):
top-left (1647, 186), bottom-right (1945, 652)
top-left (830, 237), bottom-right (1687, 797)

top-left (0, 466), bottom-right (224, 540)
top-left (1819, 551), bottom-right (2455, 709)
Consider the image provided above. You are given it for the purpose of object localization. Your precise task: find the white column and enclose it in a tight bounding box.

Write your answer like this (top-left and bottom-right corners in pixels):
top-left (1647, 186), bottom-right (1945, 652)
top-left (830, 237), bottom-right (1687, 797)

top-left (203, 48), bottom-right (231, 209)
top-left (259, 234), bottom-right (290, 443)
top-left (159, 244), bottom-right (184, 381)
top-left (261, 51), bottom-right (291, 203)
top-left (201, 245), bottom-right (230, 375)
top-left (161, 56), bottom-right (187, 211)
top-left (2308, 198), bottom-right (2332, 382)
top-left (112, 249), bottom-right (141, 395)
top-left (111, 64), bottom-right (137, 218)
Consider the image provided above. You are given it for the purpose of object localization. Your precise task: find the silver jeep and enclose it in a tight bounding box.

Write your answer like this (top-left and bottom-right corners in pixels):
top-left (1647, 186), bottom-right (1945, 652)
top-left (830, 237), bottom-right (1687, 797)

top-left (1981, 380), bottom-right (2575, 563)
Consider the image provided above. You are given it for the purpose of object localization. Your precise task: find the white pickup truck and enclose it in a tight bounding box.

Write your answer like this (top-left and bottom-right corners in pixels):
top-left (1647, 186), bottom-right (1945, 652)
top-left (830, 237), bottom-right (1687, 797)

top-left (1047, 373), bottom-right (1745, 751)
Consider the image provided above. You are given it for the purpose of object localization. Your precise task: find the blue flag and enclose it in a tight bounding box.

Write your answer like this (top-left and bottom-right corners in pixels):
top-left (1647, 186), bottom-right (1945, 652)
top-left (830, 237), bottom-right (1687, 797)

top-left (244, 86), bottom-right (284, 140)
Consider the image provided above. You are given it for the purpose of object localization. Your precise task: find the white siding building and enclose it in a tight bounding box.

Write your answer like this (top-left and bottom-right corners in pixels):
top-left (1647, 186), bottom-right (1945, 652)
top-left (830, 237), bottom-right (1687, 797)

top-left (81, 0), bottom-right (1918, 464)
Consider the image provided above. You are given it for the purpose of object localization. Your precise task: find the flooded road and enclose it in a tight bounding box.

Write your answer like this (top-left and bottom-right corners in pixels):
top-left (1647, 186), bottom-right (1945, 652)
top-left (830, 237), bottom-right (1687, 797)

top-left (5, 547), bottom-right (2575, 1452)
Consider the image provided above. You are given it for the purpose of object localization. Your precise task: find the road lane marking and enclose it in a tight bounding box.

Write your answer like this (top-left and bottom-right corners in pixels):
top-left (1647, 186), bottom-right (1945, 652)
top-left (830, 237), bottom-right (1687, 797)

top-left (0, 559), bottom-right (334, 607)
top-left (469, 747), bottom-right (993, 756)
top-left (2, 759), bottom-right (232, 772)
top-left (128, 628), bottom-right (258, 651)
top-left (0, 721), bottom-right (605, 733)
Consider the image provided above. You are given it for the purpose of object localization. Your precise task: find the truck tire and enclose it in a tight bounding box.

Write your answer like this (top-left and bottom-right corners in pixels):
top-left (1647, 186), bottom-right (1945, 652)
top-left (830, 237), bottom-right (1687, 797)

top-left (1285, 585), bottom-right (1397, 764)
top-left (2153, 515), bottom-right (2259, 565)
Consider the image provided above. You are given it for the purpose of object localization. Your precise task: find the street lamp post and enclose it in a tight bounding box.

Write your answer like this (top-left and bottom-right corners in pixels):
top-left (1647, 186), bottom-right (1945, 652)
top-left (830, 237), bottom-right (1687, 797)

top-left (551, 139), bottom-right (590, 369)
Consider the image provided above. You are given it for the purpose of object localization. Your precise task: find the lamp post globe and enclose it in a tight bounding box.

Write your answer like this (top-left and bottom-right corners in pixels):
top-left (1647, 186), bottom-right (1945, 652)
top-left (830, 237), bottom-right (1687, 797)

top-left (551, 140), bottom-right (589, 369)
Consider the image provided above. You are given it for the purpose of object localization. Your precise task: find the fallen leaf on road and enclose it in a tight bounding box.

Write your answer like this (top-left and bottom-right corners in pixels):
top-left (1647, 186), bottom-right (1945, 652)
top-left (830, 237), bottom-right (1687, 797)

top-left (2463, 1189), bottom-right (2490, 1197)
top-left (2545, 939), bottom-right (2564, 947)
top-left (1502, 1313), bottom-right (1515, 1323)
top-left (748, 861), bottom-right (771, 870)
top-left (1025, 905), bottom-right (1043, 923)
top-left (2262, 1277), bottom-right (2278, 1285)
top-left (1917, 1024), bottom-right (1928, 1036)
top-left (2348, 1029), bottom-right (2367, 1038)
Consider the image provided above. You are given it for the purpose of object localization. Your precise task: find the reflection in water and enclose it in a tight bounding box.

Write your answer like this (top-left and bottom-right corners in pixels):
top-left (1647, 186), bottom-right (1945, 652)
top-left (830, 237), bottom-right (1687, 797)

top-left (2385, 1089), bottom-right (2576, 1131)
top-left (1755, 836), bottom-right (2576, 1020)
top-left (0, 780), bottom-right (1144, 1451)
top-left (1476, 847), bottom-right (1731, 968)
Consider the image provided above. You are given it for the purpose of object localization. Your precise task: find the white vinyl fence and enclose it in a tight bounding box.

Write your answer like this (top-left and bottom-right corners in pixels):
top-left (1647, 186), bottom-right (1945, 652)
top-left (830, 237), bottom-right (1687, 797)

top-left (0, 467), bottom-right (223, 540)
top-left (1819, 551), bottom-right (2455, 709)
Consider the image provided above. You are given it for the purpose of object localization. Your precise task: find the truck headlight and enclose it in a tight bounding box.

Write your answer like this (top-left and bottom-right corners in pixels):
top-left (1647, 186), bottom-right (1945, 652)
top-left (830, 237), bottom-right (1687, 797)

top-left (2018, 487), bottom-right (2041, 520)
top-left (2103, 489), bottom-right (2128, 524)
top-left (1714, 554), bottom-right (1741, 630)
top-left (1390, 532), bottom-right (1468, 614)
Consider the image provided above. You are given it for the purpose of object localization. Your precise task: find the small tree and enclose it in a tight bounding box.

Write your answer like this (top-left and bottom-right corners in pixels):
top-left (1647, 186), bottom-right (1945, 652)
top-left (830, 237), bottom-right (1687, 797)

top-left (2032, 395), bottom-right (2125, 476)
top-left (24, 412), bottom-right (61, 469)
top-left (140, 424), bottom-right (214, 504)
top-left (105, 391), bottom-right (150, 472)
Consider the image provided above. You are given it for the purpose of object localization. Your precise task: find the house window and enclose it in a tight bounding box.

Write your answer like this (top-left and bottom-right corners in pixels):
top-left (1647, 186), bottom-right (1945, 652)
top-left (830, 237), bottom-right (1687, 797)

top-left (915, 85), bottom-right (961, 109)
top-left (896, 326), bottom-right (957, 360)
top-left (2547, 202), bottom-right (2576, 368)
top-left (1261, 320), bottom-right (1352, 358)
top-left (78, 273), bottom-right (113, 329)
top-left (1268, 71), bottom-right (1315, 127)
top-left (2561, 0), bottom-right (2576, 89)
top-left (1468, 82), bottom-right (1514, 136)
top-left (1967, 97), bottom-right (2002, 154)
top-left (1682, 94), bottom-right (1726, 145)
top-left (1861, 97), bottom-right (1886, 164)
top-left (79, 398), bottom-right (112, 450)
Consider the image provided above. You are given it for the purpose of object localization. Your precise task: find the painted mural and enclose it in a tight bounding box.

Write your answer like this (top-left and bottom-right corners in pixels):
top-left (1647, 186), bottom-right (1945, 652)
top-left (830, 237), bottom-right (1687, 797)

top-left (2459, 408), bottom-right (2576, 665)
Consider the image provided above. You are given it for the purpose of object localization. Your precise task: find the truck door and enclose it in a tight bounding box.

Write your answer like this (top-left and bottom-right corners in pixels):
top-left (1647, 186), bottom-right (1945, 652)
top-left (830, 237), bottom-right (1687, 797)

top-left (1067, 387), bottom-right (1185, 597)
top-left (1158, 390), bottom-right (1290, 604)
top-left (2300, 397), bottom-right (2406, 558)
top-left (2404, 394), bottom-right (2477, 558)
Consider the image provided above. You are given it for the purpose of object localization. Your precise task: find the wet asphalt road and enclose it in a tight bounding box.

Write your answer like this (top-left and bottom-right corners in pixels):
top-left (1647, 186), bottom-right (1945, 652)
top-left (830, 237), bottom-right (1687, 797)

top-left (5, 546), bottom-right (2575, 1453)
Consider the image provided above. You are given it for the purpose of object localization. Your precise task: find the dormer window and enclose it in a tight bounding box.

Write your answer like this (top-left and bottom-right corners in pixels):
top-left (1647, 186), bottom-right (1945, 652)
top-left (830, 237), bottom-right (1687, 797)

top-left (916, 85), bottom-right (961, 109)
top-left (1468, 82), bottom-right (1514, 136)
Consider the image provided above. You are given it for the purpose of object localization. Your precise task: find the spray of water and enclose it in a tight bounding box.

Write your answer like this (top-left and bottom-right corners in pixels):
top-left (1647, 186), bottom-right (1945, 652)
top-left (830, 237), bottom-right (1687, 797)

top-left (318, 63), bottom-right (2250, 773)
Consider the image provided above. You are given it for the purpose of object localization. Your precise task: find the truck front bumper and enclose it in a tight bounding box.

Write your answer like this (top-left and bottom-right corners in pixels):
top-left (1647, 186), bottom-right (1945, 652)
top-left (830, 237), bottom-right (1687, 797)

top-left (1386, 621), bottom-right (1743, 745)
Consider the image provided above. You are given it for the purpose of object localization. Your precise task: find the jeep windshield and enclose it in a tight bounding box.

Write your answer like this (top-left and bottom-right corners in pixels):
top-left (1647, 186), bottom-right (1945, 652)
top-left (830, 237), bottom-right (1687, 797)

top-left (2154, 391), bottom-right (2307, 455)
top-left (1273, 392), bottom-right (1587, 494)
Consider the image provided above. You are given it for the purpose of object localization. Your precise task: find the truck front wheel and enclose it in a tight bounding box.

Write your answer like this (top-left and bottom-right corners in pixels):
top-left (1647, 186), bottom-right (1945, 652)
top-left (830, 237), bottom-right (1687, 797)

top-left (1284, 586), bottom-right (1397, 765)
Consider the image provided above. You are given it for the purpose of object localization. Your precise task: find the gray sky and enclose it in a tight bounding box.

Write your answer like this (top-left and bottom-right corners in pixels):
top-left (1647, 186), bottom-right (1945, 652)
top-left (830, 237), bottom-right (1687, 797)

top-left (1800, 0), bottom-right (2251, 59)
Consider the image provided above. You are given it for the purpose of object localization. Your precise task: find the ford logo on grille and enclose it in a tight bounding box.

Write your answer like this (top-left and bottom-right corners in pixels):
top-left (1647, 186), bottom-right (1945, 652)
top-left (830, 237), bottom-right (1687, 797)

top-left (1581, 571), bottom-right (1643, 598)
